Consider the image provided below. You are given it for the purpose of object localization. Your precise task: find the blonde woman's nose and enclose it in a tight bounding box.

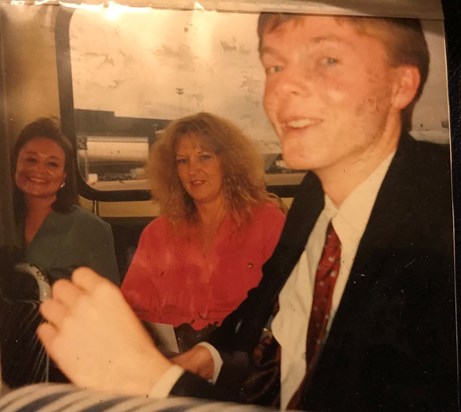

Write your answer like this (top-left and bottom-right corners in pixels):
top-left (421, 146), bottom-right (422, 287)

top-left (187, 158), bottom-right (200, 174)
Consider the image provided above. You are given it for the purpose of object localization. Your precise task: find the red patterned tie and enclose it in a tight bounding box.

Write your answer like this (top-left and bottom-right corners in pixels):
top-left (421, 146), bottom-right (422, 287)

top-left (287, 221), bottom-right (341, 409)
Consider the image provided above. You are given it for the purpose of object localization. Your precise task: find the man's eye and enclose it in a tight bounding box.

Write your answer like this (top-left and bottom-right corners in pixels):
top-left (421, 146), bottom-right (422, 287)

top-left (322, 57), bottom-right (338, 66)
top-left (265, 65), bottom-right (283, 75)
top-left (25, 156), bottom-right (37, 163)
top-left (176, 158), bottom-right (188, 165)
top-left (48, 162), bottom-right (59, 168)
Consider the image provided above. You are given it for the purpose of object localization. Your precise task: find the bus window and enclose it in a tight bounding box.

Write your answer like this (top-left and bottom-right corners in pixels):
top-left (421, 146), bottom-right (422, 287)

top-left (56, 2), bottom-right (448, 201)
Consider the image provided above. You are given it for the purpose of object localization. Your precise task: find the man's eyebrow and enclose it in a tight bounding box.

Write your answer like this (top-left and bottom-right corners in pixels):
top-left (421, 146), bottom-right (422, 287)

top-left (260, 35), bottom-right (351, 57)
top-left (310, 35), bottom-right (351, 46)
top-left (259, 45), bottom-right (280, 58)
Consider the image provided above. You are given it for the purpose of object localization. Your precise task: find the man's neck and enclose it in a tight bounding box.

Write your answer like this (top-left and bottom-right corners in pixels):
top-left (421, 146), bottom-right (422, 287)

top-left (317, 126), bottom-right (401, 207)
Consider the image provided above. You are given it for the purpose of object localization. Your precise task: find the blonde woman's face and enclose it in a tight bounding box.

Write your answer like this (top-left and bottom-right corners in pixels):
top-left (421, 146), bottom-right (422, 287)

top-left (175, 134), bottom-right (224, 207)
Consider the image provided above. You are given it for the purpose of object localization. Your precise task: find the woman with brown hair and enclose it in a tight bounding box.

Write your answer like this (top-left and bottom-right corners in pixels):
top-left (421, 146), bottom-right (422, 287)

top-left (12, 117), bottom-right (120, 285)
top-left (121, 112), bottom-right (285, 351)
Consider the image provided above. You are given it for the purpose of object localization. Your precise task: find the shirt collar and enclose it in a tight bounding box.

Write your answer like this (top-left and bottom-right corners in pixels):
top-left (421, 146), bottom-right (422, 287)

top-left (323, 151), bottom-right (395, 240)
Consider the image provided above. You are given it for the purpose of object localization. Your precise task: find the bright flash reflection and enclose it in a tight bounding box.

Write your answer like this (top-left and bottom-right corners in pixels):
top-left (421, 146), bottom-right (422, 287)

top-left (58, 1), bottom-right (104, 11)
top-left (193, 1), bottom-right (205, 10)
top-left (34, 0), bottom-right (55, 5)
top-left (104, 1), bottom-right (151, 21)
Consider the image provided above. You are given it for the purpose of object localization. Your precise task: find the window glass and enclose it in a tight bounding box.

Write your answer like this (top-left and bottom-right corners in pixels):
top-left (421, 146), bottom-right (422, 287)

top-left (64, 3), bottom-right (448, 193)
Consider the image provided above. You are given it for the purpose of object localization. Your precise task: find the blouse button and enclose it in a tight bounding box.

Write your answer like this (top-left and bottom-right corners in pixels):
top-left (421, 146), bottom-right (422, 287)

top-left (247, 262), bottom-right (254, 269)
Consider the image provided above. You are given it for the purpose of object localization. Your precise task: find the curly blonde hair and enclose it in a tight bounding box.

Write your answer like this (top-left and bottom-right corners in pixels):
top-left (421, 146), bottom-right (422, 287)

top-left (147, 112), bottom-right (272, 226)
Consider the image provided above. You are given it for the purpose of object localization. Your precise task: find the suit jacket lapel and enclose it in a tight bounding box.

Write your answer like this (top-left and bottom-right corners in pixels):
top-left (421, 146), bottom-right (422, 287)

top-left (262, 172), bottom-right (325, 300)
top-left (336, 134), bottom-right (417, 316)
top-left (300, 134), bottom-right (421, 409)
top-left (261, 136), bottom-right (415, 325)
top-left (279, 171), bottom-right (325, 250)
top-left (217, 172), bottom-right (325, 352)
top-left (238, 172), bottom-right (325, 339)
top-left (312, 134), bottom-right (419, 367)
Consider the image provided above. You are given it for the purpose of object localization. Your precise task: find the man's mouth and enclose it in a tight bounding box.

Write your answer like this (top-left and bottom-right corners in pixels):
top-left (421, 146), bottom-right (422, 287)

top-left (283, 118), bottom-right (322, 130)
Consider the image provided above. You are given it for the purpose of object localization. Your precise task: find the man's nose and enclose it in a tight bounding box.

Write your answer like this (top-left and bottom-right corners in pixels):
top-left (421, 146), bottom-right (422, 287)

top-left (274, 66), bottom-right (311, 97)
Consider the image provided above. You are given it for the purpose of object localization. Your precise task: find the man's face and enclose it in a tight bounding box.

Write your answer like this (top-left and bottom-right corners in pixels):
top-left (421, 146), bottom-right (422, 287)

top-left (261, 16), bottom-right (404, 174)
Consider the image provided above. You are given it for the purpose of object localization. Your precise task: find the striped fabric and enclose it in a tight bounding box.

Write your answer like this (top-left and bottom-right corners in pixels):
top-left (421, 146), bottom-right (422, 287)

top-left (0, 384), bottom-right (272, 411)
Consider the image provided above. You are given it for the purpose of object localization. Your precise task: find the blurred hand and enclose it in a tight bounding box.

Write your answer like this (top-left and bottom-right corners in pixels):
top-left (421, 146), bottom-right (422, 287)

top-left (172, 345), bottom-right (214, 381)
top-left (38, 267), bottom-right (172, 396)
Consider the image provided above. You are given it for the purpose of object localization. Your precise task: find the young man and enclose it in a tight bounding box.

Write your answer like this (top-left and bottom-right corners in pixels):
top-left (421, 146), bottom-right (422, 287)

top-left (38, 13), bottom-right (458, 411)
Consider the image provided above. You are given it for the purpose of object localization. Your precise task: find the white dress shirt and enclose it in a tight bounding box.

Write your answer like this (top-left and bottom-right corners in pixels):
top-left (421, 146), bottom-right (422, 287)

top-left (273, 153), bottom-right (394, 410)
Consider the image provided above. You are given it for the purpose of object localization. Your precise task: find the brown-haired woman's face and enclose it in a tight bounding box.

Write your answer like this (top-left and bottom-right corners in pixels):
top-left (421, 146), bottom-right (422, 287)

top-left (15, 137), bottom-right (67, 202)
top-left (175, 134), bottom-right (224, 207)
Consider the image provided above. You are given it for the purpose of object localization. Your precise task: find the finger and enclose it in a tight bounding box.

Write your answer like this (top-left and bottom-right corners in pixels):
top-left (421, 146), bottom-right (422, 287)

top-left (52, 278), bottom-right (85, 307)
top-left (37, 322), bottom-right (69, 375)
top-left (40, 298), bottom-right (69, 329)
top-left (71, 267), bottom-right (109, 292)
top-left (36, 321), bottom-right (58, 351)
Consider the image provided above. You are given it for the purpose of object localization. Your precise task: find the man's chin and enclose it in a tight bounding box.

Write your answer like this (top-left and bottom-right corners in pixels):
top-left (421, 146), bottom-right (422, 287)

top-left (282, 154), bottom-right (312, 171)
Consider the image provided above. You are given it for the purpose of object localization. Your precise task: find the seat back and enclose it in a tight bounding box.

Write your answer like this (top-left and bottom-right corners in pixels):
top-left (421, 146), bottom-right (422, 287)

top-left (14, 262), bottom-right (52, 301)
top-left (0, 261), bottom-right (51, 388)
top-left (0, 298), bottom-right (49, 387)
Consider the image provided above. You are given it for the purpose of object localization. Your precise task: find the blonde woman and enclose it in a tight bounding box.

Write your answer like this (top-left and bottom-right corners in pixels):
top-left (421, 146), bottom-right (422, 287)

top-left (121, 112), bottom-right (285, 351)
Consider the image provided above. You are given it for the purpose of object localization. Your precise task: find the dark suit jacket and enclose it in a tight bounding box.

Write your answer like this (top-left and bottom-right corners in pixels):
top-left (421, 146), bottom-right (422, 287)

top-left (171, 134), bottom-right (458, 411)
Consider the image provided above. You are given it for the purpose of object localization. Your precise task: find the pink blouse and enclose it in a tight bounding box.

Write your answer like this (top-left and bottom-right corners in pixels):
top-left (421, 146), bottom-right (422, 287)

top-left (121, 202), bottom-right (285, 330)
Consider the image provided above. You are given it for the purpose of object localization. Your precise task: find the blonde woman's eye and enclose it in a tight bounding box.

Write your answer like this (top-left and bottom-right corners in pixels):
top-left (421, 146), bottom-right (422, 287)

top-left (323, 57), bottom-right (338, 66)
top-left (200, 154), bottom-right (212, 161)
top-left (176, 158), bottom-right (188, 165)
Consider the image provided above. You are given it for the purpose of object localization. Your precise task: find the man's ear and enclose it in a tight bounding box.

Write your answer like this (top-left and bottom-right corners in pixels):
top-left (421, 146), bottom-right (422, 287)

top-left (392, 65), bottom-right (421, 110)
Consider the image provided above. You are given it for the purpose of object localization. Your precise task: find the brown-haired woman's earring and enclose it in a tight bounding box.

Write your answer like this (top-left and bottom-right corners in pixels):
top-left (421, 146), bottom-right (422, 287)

top-left (60, 182), bottom-right (66, 189)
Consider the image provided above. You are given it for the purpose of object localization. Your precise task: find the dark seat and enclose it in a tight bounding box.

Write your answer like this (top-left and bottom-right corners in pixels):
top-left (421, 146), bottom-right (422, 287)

top-left (107, 216), bottom-right (152, 281)
top-left (0, 251), bottom-right (52, 388)
top-left (0, 297), bottom-right (49, 386)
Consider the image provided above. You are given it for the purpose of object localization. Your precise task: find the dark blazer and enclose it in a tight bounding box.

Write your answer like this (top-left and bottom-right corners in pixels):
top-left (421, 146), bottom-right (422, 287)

top-left (171, 134), bottom-right (458, 411)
